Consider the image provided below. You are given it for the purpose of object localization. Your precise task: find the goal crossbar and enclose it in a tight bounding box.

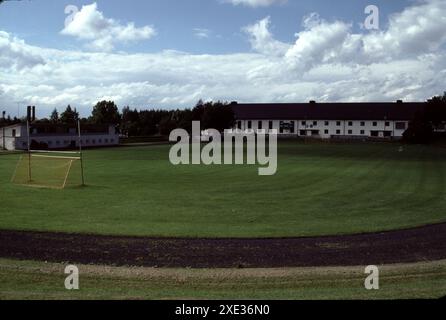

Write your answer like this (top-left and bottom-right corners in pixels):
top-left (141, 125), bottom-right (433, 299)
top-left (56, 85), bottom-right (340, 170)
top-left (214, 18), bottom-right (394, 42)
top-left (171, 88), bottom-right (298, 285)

top-left (31, 154), bottom-right (81, 160)
top-left (30, 150), bottom-right (80, 155)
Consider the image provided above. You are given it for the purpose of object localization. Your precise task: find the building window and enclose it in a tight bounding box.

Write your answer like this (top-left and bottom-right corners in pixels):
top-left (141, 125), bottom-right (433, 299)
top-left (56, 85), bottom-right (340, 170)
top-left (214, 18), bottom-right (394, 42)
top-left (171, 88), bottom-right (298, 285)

top-left (299, 130), bottom-right (306, 136)
top-left (385, 121), bottom-right (390, 127)
top-left (301, 121), bottom-right (306, 126)
top-left (348, 121), bottom-right (353, 126)
top-left (348, 130), bottom-right (353, 135)
top-left (360, 130), bottom-right (365, 135)
top-left (269, 121), bottom-right (273, 130)
top-left (324, 129), bottom-right (329, 134)
top-left (336, 121), bottom-right (341, 126)
top-left (313, 121), bottom-right (317, 126)
top-left (237, 121), bottom-right (242, 129)
top-left (247, 121), bottom-right (252, 129)
top-left (258, 121), bottom-right (263, 130)
top-left (373, 122), bottom-right (377, 127)
top-left (360, 122), bottom-right (365, 126)
top-left (336, 130), bottom-right (341, 134)
top-left (395, 122), bottom-right (406, 130)
top-left (325, 121), bottom-right (329, 126)
top-left (12, 129), bottom-right (16, 137)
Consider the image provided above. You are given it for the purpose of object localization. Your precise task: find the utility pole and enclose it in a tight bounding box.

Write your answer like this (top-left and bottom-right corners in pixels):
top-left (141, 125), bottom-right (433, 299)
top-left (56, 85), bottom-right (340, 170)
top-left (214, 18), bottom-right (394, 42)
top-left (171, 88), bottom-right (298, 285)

top-left (27, 120), bottom-right (31, 182)
top-left (78, 120), bottom-right (85, 186)
top-left (1, 110), bottom-right (4, 150)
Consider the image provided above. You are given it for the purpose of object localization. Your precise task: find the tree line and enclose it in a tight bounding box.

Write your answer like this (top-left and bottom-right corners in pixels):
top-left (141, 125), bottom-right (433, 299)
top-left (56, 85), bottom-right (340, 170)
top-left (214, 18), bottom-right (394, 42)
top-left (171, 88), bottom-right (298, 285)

top-left (2, 93), bottom-right (446, 143)
top-left (1, 100), bottom-right (235, 136)
top-left (121, 100), bottom-right (235, 136)
top-left (403, 92), bottom-right (446, 143)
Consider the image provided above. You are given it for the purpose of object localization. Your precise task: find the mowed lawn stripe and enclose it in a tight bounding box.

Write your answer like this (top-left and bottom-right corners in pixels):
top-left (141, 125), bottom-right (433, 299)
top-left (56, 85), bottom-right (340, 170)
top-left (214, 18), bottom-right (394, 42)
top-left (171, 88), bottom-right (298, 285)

top-left (0, 142), bottom-right (446, 237)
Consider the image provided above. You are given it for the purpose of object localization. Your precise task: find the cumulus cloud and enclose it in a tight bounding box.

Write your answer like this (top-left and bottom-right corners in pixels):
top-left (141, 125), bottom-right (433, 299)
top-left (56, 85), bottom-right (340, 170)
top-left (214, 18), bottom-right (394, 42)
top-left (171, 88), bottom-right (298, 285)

top-left (0, 0), bottom-right (445, 118)
top-left (0, 31), bottom-right (45, 70)
top-left (364, 0), bottom-right (446, 60)
top-left (223, 0), bottom-right (287, 7)
top-left (61, 2), bottom-right (156, 52)
top-left (285, 13), bottom-right (352, 71)
top-left (247, 0), bottom-right (446, 70)
top-left (244, 16), bottom-right (290, 56)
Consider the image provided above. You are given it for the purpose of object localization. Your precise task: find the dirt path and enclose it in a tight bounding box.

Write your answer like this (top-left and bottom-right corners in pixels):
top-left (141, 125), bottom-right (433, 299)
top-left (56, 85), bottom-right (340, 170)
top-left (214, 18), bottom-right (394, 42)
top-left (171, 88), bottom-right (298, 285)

top-left (1, 223), bottom-right (445, 268)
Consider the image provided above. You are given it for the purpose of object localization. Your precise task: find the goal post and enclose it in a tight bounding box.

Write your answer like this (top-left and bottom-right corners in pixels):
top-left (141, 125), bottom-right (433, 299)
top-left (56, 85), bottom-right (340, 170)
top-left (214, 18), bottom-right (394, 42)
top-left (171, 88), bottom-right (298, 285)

top-left (11, 120), bottom-right (86, 189)
top-left (11, 151), bottom-right (82, 189)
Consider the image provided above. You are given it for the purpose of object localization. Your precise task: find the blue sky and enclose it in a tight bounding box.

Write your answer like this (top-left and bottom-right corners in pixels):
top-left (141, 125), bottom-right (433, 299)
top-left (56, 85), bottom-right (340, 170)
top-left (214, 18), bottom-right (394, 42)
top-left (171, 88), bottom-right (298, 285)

top-left (0, 0), bottom-right (409, 53)
top-left (0, 0), bottom-right (445, 117)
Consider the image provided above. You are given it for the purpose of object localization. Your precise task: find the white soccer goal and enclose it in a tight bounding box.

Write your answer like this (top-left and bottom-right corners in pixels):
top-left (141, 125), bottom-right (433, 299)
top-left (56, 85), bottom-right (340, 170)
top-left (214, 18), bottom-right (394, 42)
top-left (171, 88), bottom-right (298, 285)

top-left (11, 120), bottom-right (85, 189)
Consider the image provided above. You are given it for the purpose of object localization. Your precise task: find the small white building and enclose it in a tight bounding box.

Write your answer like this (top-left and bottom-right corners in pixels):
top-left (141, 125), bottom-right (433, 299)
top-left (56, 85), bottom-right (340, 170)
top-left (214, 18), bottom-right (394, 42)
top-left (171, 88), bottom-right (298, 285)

top-left (0, 123), bottom-right (119, 151)
top-left (231, 101), bottom-right (425, 140)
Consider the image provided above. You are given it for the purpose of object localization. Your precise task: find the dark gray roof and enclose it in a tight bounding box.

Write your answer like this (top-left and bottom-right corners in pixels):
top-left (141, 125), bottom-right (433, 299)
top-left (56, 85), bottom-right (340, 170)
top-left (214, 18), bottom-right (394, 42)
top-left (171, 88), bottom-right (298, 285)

top-left (231, 102), bottom-right (425, 121)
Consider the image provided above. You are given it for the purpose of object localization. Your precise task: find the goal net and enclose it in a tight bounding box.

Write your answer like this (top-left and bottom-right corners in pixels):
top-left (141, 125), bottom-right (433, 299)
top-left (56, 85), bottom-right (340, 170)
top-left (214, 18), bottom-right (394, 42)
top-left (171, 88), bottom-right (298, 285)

top-left (11, 151), bottom-right (83, 189)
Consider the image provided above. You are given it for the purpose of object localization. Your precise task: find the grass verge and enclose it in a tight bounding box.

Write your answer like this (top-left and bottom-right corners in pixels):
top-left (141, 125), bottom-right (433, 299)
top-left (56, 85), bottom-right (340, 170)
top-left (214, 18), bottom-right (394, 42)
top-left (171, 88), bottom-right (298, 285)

top-left (0, 258), bottom-right (445, 300)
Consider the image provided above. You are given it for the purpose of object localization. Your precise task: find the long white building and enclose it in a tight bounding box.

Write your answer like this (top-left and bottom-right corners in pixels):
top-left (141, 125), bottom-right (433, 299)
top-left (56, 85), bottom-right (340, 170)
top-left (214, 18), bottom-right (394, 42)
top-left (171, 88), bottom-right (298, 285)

top-left (231, 101), bottom-right (425, 139)
top-left (0, 123), bottom-right (119, 151)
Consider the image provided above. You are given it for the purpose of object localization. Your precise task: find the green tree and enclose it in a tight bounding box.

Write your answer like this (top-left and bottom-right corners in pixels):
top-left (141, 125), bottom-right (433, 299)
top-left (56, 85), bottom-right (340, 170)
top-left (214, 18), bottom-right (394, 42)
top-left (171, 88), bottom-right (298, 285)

top-left (121, 106), bottom-right (140, 136)
top-left (403, 93), bottom-right (446, 144)
top-left (403, 109), bottom-right (433, 144)
top-left (425, 92), bottom-right (446, 128)
top-left (60, 105), bottom-right (79, 124)
top-left (50, 108), bottom-right (59, 123)
top-left (198, 101), bottom-right (235, 132)
top-left (91, 100), bottom-right (121, 124)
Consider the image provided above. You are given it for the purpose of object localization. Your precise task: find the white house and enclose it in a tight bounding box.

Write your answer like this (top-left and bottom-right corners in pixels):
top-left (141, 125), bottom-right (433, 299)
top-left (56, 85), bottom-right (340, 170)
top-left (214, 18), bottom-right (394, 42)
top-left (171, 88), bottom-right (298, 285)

top-left (0, 123), bottom-right (119, 151)
top-left (231, 101), bottom-right (425, 140)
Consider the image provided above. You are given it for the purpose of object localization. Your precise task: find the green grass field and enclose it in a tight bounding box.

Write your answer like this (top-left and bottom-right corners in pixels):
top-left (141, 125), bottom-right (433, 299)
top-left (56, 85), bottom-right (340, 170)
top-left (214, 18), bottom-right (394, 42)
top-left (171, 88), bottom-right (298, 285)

top-left (1, 142), bottom-right (446, 237)
top-left (0, 258), bottom-right (444, 300)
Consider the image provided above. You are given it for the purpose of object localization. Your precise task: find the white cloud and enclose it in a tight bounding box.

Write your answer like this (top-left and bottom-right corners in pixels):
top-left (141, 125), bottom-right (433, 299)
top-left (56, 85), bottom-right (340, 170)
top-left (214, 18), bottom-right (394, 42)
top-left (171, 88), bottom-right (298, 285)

top-left (0, 31), bottom-right (45, 70)
top-left (244, 16), bottom-right (290, 56)
top-left (223, 0), bottom-right (287, 7)
top-left (61, 2), bottom-right (156, 52)
top-left (193, 28), bottom-right (212, 39)
top-left (1, 0), bottom-right (445, 118)
top-left (247, 0), bottom-right (446, 69)
top-left (285, 13), bottom-right (352, 71)
top-left (363, 0), bottom-right (446, 60)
